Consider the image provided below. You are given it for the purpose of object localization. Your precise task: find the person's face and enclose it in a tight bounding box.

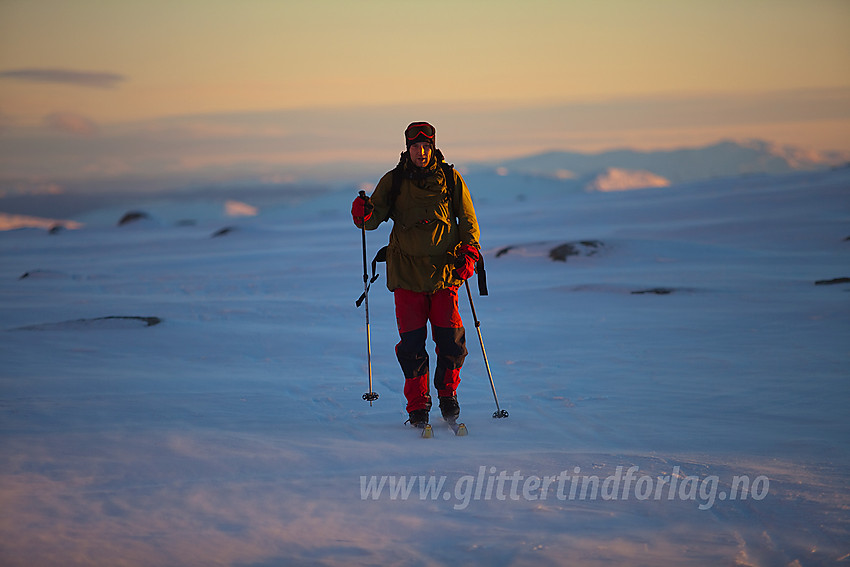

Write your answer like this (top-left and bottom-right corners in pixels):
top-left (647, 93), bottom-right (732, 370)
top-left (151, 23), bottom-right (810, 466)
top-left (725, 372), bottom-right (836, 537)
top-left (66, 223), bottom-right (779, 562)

top-left (409, 142), bottom-right (433, 168)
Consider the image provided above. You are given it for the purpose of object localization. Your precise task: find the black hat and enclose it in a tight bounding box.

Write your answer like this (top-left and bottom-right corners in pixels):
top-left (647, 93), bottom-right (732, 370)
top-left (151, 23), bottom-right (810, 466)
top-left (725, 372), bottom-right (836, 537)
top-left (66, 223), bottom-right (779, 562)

top-left (405, 121), bottom-right (436, 149)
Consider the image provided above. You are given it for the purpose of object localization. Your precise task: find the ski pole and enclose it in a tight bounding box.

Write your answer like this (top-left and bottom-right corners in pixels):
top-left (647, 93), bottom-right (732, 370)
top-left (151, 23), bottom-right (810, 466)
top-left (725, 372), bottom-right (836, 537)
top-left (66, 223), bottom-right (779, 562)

top-left (356, 191), bottom-right (379, 406)
top-left (464, 280), bottom-right (508, 418)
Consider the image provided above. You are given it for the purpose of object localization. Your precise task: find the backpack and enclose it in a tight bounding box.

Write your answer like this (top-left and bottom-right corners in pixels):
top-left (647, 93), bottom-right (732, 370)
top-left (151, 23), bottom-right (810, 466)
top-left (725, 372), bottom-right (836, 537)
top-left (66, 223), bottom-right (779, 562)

top-left (368, 151), bottom-right (488, 296)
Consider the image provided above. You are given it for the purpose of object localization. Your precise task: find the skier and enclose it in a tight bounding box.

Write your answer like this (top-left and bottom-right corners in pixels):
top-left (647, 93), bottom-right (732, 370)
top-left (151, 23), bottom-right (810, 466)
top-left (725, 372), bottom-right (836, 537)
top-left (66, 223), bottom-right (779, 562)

top-left (351, 122), bottom-right (481, 428)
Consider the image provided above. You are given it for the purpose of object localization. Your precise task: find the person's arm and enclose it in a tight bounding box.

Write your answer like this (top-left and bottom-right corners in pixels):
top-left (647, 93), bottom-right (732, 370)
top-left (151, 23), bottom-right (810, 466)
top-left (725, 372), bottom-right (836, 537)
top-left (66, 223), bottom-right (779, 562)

top-left (362, 171), bottom-right (394, 230)
top-left (451, 170), bottom-right (481, 281)
top-left (352, 170), bottom-right (393, 230)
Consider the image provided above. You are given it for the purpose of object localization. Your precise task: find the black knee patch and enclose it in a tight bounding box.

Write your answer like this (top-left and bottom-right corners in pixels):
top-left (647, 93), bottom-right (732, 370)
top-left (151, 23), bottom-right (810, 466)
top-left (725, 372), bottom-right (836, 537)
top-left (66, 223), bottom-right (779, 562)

top-left (432, 326), bottom-right (467, 368)
top-left (396, 327), bottom-right (429, 379)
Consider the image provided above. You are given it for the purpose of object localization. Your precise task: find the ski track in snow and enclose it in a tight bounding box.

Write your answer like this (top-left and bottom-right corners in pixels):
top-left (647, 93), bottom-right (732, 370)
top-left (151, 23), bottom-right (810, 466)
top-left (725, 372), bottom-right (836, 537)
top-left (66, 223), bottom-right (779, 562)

top-left (1, 169), bottom-right (849, 566)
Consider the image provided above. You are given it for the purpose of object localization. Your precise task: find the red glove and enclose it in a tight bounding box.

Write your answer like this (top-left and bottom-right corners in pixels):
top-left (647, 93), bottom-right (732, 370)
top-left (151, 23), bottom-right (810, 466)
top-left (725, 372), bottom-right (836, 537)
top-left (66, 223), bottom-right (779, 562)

top-left (351, 194), bottom-right (373, 226)
top-left (453, 245), bottom-right (479, 280)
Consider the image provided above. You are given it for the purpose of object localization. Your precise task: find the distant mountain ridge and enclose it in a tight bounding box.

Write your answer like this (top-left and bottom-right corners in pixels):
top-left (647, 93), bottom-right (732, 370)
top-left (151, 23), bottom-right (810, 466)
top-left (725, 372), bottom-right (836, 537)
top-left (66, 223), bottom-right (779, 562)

top-left (467, 140), bottom-right (850, 187)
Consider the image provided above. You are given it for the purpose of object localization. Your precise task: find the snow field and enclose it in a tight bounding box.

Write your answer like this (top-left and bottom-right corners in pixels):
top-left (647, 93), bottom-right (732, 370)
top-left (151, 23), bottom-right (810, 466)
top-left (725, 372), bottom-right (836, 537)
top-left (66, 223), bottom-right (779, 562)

top-left (1, 168), bottom-right (848, 566)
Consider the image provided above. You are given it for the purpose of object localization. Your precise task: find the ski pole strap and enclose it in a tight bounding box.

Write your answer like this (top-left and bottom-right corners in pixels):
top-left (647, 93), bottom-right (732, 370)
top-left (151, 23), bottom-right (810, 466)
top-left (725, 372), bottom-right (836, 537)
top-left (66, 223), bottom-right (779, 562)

top-left (477, 255), bottom-right (488, 296)
top-left (371, 246), bottom-right (387, 283)
top-left (356, 246), bottom-right (384, 307)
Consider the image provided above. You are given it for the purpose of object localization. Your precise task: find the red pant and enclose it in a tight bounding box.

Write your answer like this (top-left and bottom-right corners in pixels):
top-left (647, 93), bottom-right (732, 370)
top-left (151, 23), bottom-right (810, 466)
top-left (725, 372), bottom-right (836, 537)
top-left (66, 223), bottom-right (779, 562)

top-left (394, 287), bottom-right (468, 413)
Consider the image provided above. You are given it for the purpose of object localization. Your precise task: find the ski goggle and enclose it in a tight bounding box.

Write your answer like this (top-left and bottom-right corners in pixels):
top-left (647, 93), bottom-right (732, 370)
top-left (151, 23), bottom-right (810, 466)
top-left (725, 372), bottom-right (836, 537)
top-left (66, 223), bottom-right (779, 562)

top-left (405, 122), bottom-right (435, 142)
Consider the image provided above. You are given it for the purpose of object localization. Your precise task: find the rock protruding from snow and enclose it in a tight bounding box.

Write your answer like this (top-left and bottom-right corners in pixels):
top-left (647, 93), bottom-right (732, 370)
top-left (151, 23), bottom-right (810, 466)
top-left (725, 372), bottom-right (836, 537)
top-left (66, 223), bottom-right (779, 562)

top-left (117, 211), bottom-right (151, 226)
top-left (494, 240), bottom-right (606, 262)
top-left (12, 316), bottom-right (162, 331)
top-left (211, 226), bottom-right (237, 238)
top-left (18, 270), bottom-right (73, 280)
top-left (549, 240), bottom-right (606, 261)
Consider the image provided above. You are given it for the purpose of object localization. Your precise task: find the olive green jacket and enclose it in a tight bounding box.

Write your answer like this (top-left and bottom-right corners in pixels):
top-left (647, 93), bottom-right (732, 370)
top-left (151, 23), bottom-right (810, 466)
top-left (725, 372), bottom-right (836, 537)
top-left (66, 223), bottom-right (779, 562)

top-left (363, 156), bottom-right (480, 293)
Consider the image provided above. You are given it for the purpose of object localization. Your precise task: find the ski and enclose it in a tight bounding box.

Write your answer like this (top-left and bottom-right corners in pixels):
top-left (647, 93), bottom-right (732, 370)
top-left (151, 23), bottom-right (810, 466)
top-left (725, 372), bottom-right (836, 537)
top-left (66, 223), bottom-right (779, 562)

top-left (408, 421), bottom-right (465, 437)
top-left (446, 420), bottom-right (468, 436)
top-left (407, 419), bottom-right (434, 438)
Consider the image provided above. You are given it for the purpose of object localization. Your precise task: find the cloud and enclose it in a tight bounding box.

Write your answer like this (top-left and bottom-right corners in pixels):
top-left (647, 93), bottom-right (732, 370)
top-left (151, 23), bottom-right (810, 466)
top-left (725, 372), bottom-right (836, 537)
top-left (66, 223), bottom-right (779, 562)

top-left (0, 68), bottom-right (125, 89)
top-left (43, 112), bottom-right (99, 136)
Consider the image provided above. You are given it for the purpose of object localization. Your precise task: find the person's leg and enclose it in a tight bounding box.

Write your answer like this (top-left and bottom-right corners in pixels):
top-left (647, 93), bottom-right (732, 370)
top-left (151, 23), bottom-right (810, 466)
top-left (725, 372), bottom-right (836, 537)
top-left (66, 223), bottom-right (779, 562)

top-left (430, 287), bottom-right (467, 400)
top-left (394, 288), bottom-right (431, 414)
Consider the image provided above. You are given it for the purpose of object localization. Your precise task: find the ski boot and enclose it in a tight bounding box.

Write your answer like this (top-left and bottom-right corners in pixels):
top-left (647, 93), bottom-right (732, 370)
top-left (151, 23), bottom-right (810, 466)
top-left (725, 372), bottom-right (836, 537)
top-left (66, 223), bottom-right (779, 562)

top-left (439, 395), bottom-right (460, 422)
top-left (407, 409), bottom-right (429, 428)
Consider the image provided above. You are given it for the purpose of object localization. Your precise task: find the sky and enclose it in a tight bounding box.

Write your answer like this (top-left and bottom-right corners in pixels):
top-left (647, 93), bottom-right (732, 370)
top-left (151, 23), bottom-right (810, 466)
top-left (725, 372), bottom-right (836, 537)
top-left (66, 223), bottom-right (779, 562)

top-left (0, 0), bottom-right (849, 184)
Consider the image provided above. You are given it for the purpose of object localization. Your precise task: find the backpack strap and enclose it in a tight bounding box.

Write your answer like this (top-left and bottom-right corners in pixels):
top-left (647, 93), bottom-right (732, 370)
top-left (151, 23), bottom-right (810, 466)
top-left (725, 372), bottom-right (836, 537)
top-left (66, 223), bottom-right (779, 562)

top-left (438, 150), bottom-right (457, 194)
top-left (387, 152), bottom-right (406, 215)
top-left (435, 158), bottom-right (488, 294)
